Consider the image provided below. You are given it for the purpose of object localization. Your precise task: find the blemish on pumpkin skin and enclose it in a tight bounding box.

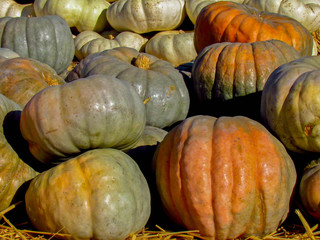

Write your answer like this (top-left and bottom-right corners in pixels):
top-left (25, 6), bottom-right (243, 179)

top-left (143, 97), bottom-right (151, 104)
top-left (45, 129), bottom-right (58, 134)
top-left (304, 123), bottom-right (314, 136)
top-left (166, 85), bottom-right (175, 96)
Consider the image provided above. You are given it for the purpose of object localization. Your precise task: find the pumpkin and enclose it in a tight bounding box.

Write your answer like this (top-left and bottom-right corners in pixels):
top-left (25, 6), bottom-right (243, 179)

top-left (0, 93), bottom-right (37, 211)
top-left (153, 115), bottom-right (297, 239)
top-left (130, 126), bottom-right (168, 150)
top-left (0, 0), bottom-right (35, 17)
top-left (33, 0), bottom-right (110, 32)
top-left (261, 56), bottom-right (320, 153)
top-left (20, 74), bottom-right (146, 164)
top-left (194, 1), bottom-right (314, 56)
top-left (66, 47), bottom-right (190, 129)
top-left (145, 30), bottom-right (197, 67)
top-left (0, 57), bottom-right (65, 107)
top-left (75, 30), bottom-right (148, 60)
top-left (299, 159), bottom-right (320, 221)
top-left (106, 0), bottom-right (186, 34)
top-left (0, 47), bottom-right (19, 59)
top-left (192, 40), bottom-right (301, 102)
top-left (25, 148), bottom-right (151, 240)
top-left (0, 15), bottom-right (75, 74)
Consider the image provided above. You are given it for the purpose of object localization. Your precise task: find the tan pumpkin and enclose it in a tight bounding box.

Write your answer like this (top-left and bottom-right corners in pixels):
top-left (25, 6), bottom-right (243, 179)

top-left (153, 115), bottom-right (297, 239)
top-left (106, 0), bottom-right (186, 34)
top-left (145, 30), bottom-right (197, 67)
top-left (0, 57), bottom-right (65, 107)
top-left (75, 30), bottom-right (148, 60)
top-left (0, 93), bottom-right (37, 211)
top-left (0, 0), bottom-right (35, 17)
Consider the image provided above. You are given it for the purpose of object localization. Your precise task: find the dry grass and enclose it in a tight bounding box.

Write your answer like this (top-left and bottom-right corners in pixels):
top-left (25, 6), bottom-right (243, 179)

top-left (0, 201), bottom-right (320, 240)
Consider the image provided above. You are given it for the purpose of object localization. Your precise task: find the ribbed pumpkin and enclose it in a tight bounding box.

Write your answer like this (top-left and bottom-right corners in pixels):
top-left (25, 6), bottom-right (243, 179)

top-left (0, 57), bottom-right (65, 107)
top-left (75, 30), bottom-right (148, 60)
top-left (33, 0), bottom-right (110, 32)
top-left (145, 30), bottom-right (197, 67)
top-left (67, 47), bottom-right (190, 129)
top-left (261, 56), bottom-right (320, 153)
top-left (194, 1), bottom-right (314, 56)
top-left (192, 39), bottom-right (301, 101)
top-left (153, 115), bottom-right (297, 239)
top-left (25, 148), bottom-right (151, 240)
top-left (106, 0), bottom-right (186, 34)
top-left (0, 93), bottom-right (37, 211)
top-left (0, 15), bottom-right (75, 74)
top-left (0, 0), bottom-right (35, 17)
top-left (20, 74), bottom-right (146, 164)
top-left (299, 159), bottom-right (320, 221)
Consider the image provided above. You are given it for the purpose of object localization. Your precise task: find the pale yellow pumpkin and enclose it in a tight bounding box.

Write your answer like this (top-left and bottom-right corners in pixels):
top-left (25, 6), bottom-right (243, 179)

top-left (0, 0), bottom-right (35, 17)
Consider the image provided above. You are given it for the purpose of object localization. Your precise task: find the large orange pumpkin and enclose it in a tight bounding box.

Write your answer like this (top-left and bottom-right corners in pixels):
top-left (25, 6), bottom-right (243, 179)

top-left (153, 115), bottom-right (297, 240)
top-left (194, 1), bottom-right (313, 56)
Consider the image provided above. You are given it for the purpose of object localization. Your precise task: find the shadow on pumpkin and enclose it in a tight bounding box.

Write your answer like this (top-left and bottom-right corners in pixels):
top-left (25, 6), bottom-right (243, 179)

top-left (3, 110), bottom-right (51, 173)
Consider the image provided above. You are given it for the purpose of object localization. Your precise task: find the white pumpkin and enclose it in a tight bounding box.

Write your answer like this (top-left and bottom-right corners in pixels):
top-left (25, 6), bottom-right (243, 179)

top-left (106, 0), bottom-right (186, 34)
top-left (75, 30), bottom-right (148, 60)
top-left (0, 0), bottom-right (35, 17)
top-left (33, 0), bottom-right (110, 32)
top-left (145, 30), bottom-right (197, 67)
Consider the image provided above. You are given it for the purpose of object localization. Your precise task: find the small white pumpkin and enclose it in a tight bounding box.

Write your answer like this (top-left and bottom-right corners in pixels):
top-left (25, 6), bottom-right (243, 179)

top-left (106, 0), bottom-right (186, 34)
top-left (145, 30), bottom-right (197, 67)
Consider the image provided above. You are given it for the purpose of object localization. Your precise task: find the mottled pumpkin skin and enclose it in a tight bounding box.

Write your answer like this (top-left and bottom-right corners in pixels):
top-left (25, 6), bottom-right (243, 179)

top-left (194, 1), bottom-right (314, 56)
top-left (25, 148), bottom-right (151, 240)
top-left (0, 94), bottom-right (37, 211)
top-left (261, 56), bottom-right (320, 153)
top-left (67, 47), bottom-right (190, 129)
top-left (192, 40), bottom-right (301, 102)
top-left (299, 160), bottom-right (320, 221)
top-left (153, 115), bottom-right (297, 240)
top-left (0, 57), bottom-right (65, 107)
top-left (0, 15), bottom-right (75, 74)
top-left (20, 74), bottom-right (146, 164)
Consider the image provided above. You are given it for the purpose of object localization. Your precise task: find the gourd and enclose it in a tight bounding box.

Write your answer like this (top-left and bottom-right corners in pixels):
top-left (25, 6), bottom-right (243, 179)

top-left (106, 0), bottom-right (186, 34)
top-left (0, 15), bottom-right (75, 74)
top-left (0, 93), bottom-right (37, 211)
top-left (145, 30), bottom-right (197, 67)
top-left (261, 56), bottom-right (320, 153)
top-left (0, 57), bottom-right (65, 107)
top-left (192, 40), bottom-right (301, 102)
top-left (75, 30), bottom-right (148, 60)
top-left (67, 47), bottom-right (190, 129)
top-left (25, 148), bottom-right (151, 240)
top-left (153, 115), bottom-right (297, 239)
top-left (0, 47), bottom-right (19, 59)
top-left (0, 0), bottom-right (35, 17)
top-left (194, 1), bottom-right (314, 56)
top-left (20, 74), bottom-right (146, 164)
top-left (130, 126), bottom-right (168, 149)
top-left (33, 0), bottom-right (110, 32)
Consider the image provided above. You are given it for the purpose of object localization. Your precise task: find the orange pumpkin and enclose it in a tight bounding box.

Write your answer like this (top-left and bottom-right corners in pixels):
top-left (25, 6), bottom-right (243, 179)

top-left (194, 1), bottom-right (313, 56)
top-left (153, 115), bottom-right (297, 239)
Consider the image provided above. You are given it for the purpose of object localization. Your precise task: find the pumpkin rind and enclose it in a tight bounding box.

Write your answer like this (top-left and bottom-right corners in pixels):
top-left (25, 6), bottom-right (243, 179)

top-left (0, 57), bottom-right (65, 107)
top-left (67, 47), bottom-right (190, 129)
top-left (0, 93), bottom-right (37, 211)
top-left (194, 1), bottom-right (314, 56)
top-left (106, 0), bottom-right (186, 34)
top-left (25, 148), bottom-right (151, 240)
top-left (0, 15), bottom-right (75, 74)
top-left (20, 74), bottom-right (146, 163)
top-left (0, 0), bottom-right (35, 17)
top-left (261, 56), bottom-right (320, 153)
top-left (34, 0), bottom-right (110, 32)
top-left (153, 115), bottom-right (297, 239)
top-left (192, 40), bottom-right (301, 102)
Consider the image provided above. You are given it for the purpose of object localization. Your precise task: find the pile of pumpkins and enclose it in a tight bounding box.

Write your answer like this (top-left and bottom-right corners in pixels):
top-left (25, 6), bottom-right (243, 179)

top-left (1, 0), bottom-right (320, 239)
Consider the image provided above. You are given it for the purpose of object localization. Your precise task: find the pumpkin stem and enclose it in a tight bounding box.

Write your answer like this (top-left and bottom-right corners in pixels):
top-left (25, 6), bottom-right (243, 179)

top-left (304, 159), bottom-right (320, 171)
top-left (133, 54), bottom-right (150, 70)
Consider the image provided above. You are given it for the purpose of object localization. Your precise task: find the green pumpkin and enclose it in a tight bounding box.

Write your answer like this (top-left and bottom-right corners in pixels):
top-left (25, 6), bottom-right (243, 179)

top-left (67, 47), bottom-right (190, 129)
top-left (25, 148), bottom-right (151, 240)
top-left (0, 15), bottom-right (75, 74)
top-left (20, 74), bottom-right (146, 164)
